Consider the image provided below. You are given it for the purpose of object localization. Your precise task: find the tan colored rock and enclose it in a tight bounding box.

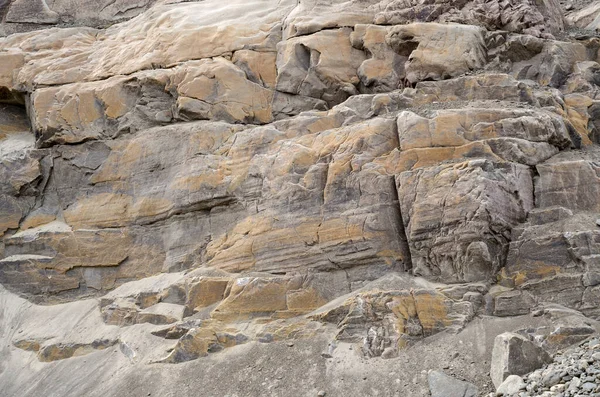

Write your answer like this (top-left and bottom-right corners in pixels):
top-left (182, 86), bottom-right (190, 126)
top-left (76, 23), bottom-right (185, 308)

top-left (276, 28), bottom-right (366, 106)
top-left (185, 277), bottom-right (230, 313)
top-left (410, 74), bottom-right (537, 105)
top-left (2, 0), bottom-right (295, 88)
top-left (564, 94), bottom-right (594, 146)
top-left (211, 276), bottom-right (327, 321)
top-left (232, 50), bottom-right (278, 89)
top-left (313, 277), bottom-right (474, 356)
top-left (0, 222), bottom-right (166, 300)
top-left (37, 339), bottom-right (117, 362)
top-left (283, 0), bottom-right (377, 38)
top-left (170, 58), bottom-right (274, 124)
top-left (19, 209), bottom-right (56, 230)
top-left (396, 108), bottom-right (571, 167)
top-left (284, 0), bottom-right (564, 39)
top-left (351, 24), bottom-right (406, 92)
top-left (386, 23), bottom-right (487, 84)
top-left (159, 324), bottom-right (248, 363)
top-left (29, 55), bottom-right (324, 146)
top-left (0, 52), bottom-right (24, 94)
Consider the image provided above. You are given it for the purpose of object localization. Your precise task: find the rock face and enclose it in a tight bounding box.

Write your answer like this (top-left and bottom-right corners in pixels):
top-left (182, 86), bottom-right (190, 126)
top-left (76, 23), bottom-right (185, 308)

top-left (2, 0), bottom-right (600, 396)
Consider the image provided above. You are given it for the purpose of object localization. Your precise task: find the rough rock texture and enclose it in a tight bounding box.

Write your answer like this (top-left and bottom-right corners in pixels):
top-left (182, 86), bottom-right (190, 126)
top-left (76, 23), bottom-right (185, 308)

top-left (493, 336), bottom-right (600, 397)
top-left (491, 332), bottom-right (553, 388)
top-left (2, 0), bottom-right (600, 396)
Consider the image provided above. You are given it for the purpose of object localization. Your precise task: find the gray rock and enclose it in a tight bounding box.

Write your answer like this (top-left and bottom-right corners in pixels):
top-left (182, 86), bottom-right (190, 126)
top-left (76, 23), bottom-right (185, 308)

top-left (491, 332), bottom-right (553, 389)
top-left (528, 207), bottom-right (573, 226)
top-left (496, 375), bottom-right (526, 396)
top-left (428, 370), bottom-right (478, 397)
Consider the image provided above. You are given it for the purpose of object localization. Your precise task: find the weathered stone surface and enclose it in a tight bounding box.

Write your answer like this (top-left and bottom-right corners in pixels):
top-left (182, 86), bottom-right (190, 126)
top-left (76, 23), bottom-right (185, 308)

top-left (3, 1), bottom-right (600, 395)
top-left (505, 213), bottom-right (600, 286)
top-left (5, 0), bottom-right (59, 25)
top-left (393, 107), bottom-right (571, 170)
top-left (536, 150), bottom-right (600, 211)
top-left (491, 332), bottom-right (553, 388)
top-left (212, 275), bottom-right (327, 321)
top-left (527, 206), bottom-right (573, 225)
top-left (29, 59), bottom-right (285, 147)
top-left (489, 288), bottom-right (536, 317)
top-left (2, 0), bottom-right (159, 33)
top-left (158, 324), bottom-right (249, 363)
top-left (0, 221), bottom-right (167, 301)
top-left (185, 277), bottom-right (230, 314)
top-left (351, 24), bottom-right (406, 93)
top-left (566, 2), bottom-right (600, 29)
top-left (398, 159), bottom-right (533, 283)
top-left (387, 23), bottom-right (487, 84)
top-left (509, 40), bottom-right (588, 88)
top-left (284, 0), bottom-right (564, 38)
top-left (1, 1), bottom-right (295, 86)
top-left (276, 28), bottom-right (365, 107)
top-left (312, 274), bottom-right (475, 356)
top-left (37, 339), bottom-right (118, 362)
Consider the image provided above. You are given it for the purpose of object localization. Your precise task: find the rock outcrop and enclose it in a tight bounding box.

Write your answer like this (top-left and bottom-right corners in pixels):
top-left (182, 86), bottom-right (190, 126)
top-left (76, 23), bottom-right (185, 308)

top-left (2, 0), bottom-right (600, 396)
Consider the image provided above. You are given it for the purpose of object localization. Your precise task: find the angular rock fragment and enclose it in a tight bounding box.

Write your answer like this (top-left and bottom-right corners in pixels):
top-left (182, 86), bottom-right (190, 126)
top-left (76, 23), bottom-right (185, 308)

top-left (491, 332), bottom-right (552, 388)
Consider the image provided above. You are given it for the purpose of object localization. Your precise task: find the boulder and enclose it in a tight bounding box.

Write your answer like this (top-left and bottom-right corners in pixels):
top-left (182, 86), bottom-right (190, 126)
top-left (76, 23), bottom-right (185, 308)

top-left (496, 375), bottom-right (526, 396)
top-left (491, 332), bottom-right (552, 389)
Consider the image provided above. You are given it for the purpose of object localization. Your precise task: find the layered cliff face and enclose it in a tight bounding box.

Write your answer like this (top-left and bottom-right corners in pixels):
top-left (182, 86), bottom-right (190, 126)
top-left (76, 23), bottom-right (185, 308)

top-left (2, 1), bottom-right (600, 396)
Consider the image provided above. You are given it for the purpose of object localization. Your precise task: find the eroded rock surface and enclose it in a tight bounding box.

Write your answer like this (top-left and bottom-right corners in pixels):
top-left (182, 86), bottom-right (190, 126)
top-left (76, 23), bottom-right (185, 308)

top-left (2, 0), bottom-right (600, 396)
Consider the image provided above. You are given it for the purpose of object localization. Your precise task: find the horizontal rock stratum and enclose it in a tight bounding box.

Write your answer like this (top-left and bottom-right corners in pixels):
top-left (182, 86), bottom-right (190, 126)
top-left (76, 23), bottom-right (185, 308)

top-left (1, 0), bottom-right (600, 396)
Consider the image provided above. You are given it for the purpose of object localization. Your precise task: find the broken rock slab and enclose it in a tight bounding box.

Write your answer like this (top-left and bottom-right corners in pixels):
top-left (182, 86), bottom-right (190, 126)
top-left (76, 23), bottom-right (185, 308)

top-left (491, 332), bottom-right (553, 389)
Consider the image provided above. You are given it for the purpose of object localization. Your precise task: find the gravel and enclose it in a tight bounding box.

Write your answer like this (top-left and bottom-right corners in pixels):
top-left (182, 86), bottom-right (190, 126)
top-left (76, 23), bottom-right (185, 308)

top-left (493, 337), bottom-right (600, 396)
